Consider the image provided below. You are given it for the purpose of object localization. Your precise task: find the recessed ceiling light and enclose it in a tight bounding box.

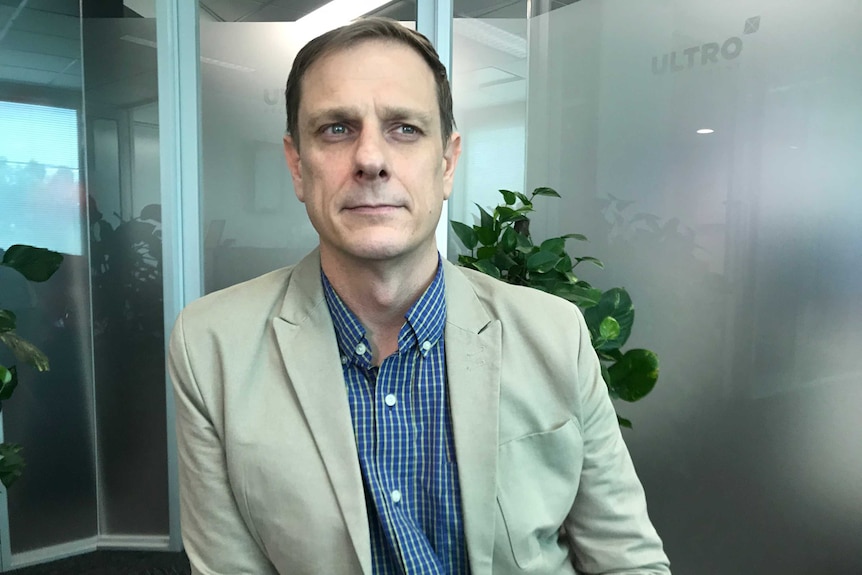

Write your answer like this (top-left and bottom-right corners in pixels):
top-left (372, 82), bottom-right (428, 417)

top-left (696, 128), bottom-right (715, 135)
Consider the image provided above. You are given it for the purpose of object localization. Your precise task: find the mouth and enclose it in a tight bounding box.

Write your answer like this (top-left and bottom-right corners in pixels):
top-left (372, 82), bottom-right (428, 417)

top-left (343, 204), bottom-right (403, 214)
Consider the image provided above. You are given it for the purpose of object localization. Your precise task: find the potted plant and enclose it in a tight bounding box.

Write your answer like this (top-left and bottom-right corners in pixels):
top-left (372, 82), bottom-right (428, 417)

top-left (451, 187), bottom-right (658, 427)
top-left (0, 244), bottom-right (63, 487)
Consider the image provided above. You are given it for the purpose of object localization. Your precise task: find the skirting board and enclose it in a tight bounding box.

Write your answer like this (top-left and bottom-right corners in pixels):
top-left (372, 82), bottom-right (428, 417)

top-left (9, 535), bottom-right (171, 571)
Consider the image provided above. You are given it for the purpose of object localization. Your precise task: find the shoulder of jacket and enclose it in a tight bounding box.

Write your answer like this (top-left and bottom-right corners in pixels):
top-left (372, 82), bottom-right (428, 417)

top-left (179, 264), bottom-right (297, 322)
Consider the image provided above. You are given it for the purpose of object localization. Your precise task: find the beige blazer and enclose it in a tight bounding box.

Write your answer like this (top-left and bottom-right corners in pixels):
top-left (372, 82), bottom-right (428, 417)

top-left (169, 249), bottom-right (670, 575)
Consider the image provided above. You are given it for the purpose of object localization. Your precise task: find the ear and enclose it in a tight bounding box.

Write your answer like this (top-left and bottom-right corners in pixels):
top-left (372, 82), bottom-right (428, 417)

top-left (441, 132), bottom-right (462, 201)
top-left (283, 134), bottom-right (305, 202)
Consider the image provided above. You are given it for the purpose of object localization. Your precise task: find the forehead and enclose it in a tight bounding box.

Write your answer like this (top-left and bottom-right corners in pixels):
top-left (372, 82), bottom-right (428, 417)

top-left (298, 40), bottom-right (438, 115)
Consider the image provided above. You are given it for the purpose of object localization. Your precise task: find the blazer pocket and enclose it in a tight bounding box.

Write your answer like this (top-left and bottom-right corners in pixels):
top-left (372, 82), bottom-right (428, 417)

top-left (496, 419), bottom-right (583, 570)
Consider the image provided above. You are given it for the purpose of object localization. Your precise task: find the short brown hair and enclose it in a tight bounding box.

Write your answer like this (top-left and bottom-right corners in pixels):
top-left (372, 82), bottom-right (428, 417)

top-left (284, 17), bottom-right (455, 149)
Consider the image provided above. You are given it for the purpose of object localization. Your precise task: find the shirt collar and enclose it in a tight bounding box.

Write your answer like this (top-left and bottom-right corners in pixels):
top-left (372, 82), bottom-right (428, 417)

top-left (321, 256), bottom-right (447, 365)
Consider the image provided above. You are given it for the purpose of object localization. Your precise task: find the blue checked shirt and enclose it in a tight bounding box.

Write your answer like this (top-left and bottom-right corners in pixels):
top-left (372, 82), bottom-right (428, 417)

top-left (322, 260), bottom-right (470, 575)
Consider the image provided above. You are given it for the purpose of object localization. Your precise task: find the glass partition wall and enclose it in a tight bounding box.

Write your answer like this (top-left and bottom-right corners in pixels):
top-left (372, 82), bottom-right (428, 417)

top-left (450, 0), bottom-right (862, 573)
top-left (0, 0), bottom-right (169, 569)
top-left (197, 1), bottom-right (417, 294)
top-left (0, 0), bottom-right (97, 559)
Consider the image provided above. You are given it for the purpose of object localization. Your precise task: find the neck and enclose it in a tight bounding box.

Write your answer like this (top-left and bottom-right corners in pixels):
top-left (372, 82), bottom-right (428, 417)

top-left (321, 245), bottom-right (439, 364)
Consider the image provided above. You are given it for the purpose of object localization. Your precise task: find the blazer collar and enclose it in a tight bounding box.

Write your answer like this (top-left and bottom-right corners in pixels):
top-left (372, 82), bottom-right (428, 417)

top-left (273, 249), bottom-right (372, 574)
top-left (443, 260), bottom-right (502, 575)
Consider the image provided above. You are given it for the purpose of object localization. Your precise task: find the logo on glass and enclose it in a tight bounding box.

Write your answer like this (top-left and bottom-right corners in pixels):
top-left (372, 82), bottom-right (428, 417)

top-left (652, 16), bottom-right (760, 75)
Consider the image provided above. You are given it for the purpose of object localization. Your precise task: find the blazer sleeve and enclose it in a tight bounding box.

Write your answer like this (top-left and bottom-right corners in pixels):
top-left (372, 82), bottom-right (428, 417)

top-left (563, 308), bottom-right (671, 574)
top-left (169, 310), bottom-right (279, 575)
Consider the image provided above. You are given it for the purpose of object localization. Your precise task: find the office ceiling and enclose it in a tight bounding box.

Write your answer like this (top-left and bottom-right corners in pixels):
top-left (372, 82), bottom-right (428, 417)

top-left (0, 0), bottom-right (575, 107)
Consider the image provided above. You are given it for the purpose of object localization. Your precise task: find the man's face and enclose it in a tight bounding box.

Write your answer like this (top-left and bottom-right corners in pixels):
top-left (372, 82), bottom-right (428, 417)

top-left (284, 40), bottom-right (460, 266)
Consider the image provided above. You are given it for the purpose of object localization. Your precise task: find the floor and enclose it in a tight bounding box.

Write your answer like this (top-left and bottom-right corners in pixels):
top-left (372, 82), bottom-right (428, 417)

top-left (6, 551), bottom-right (191, 574)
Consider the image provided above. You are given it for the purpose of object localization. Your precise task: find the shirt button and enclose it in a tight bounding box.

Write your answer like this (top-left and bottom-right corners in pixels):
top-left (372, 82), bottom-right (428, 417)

top-left (355, 342), bottom-right (367, 355)
top-left (391, 489), bottom-right (402, 503)
top-left (384, 394), bottom-right (397, 407)
top-left (340, 355), bottom-right (348, 365)
top-left (421, 340), bottom-right (432, 352)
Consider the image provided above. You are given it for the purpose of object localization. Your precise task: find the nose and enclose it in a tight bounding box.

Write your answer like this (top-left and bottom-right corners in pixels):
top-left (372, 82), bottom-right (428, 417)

top-left (353, 128), bottom-right (389, 182)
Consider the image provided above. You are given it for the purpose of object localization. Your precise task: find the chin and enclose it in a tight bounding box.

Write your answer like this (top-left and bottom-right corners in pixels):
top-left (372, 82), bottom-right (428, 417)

top-left (341, 238), bottom-right (430, 263)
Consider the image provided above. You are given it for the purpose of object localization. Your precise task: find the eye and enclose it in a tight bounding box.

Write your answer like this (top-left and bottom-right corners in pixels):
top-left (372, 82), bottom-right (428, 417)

top-left (393, 124), bottom-right (422, 139)
top-left (323, 123), bottom-right (348, 135)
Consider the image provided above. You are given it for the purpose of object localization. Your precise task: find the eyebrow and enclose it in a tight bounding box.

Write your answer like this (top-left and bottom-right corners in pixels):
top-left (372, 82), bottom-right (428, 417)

top-left (304, 106), bottom-right (435, 130)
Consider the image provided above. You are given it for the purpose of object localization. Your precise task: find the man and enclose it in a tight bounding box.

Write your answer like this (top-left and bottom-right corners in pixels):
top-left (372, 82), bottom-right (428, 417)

top-left (169, 17), bottom-right (670, 575)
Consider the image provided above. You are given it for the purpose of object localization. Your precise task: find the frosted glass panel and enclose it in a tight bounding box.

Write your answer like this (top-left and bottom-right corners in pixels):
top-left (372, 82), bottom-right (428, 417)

top-left (199, 7), bottom-right (417, 293)
top-left (83, 17), bottom-right (168, 536)
top-left (448, 16), bottom-right (527, 256)
top-left (519, 1), bottom-right (861, 572)
top-left (0, 3), bottom-right (98, 554)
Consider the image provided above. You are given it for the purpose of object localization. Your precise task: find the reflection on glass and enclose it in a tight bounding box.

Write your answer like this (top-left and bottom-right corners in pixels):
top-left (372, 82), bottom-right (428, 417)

top-left (450, 0), bottom-right (862, 572)
top-left (449, 5), bottom-right (528, 258)
top-left (0, 1), bottom-right (98, 554)
top-left (197, 1), bottom-right (416, 293)
top-left (83, 14), bottom-right (168, 536)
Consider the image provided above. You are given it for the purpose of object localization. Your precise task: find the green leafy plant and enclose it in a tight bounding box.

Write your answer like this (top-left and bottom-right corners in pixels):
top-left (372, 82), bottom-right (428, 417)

top-left (89, 197), bottom-right (163, 340)
top-left (0, 244), bottom-right (63, 487)
top-left (451, 187), bottom-right (658, 428)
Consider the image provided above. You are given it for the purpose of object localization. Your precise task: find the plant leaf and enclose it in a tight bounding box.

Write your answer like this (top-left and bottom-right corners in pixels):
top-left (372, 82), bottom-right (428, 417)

top-left (451, 221), bottom-right (478, 250)
top-left (532, 187), bottom-right (561, 198)
top-left (575, 256), bottom-right (604, 269)
top-left (0, 332), bottom-right (50, 371)
top-left (607, 349), bottom-right (659, 402)
top-left (477, 246), bottom-right (497, 260)
top-left (526, 250), bottom-right (560, 273)
top-left (0, 365), bottom-right (17, 401)
top-left (0, 310), bottom-right (16, 332)
top-left (0, 442), bottom-right (25, 488)
top-left (475, 225), bottom-right (499, 246)
top-left (515, 232), bottom-right (533, 253)
top-left (553, 284), bottom-right (603, 307)
top-left (561, 233), bottom-right (588, 241)
top-left (515, 192), bottom-right (533, 207)
top-left (597, 348), bottom-right (624, 362)
top-left (601, 364), bottom-right (616, 400)
top-left (493, 251), bottom-right (519, 273)
top-left (501, 227), bottom-right (517, 252)
top-left (599, 316), bottom-right (621, 340)
top-left (499, 189), bottom-right (517, 205)
top-left (1, 245), bottom-right (63, 282)
top-left (554, 254), bottom-right (573, 273)
top-left (540, 237), bottom-right (566, 255)
top-left (475, 203), bottom-right (494, 229)
top-left (496, 206), bottom-right (520, 223)
top-left (617, 416), bottom-right (633, 429)
top-left (583, 288), bottom-right (634, 350)
top-left (472, 259), bottom-right (501, 280)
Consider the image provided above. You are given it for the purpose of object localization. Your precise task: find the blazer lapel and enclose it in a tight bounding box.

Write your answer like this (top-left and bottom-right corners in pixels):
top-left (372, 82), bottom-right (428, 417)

top-left (272, 250), bottom-right (371, 574)
top-left (443, 261), bottom-right (501, 575)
